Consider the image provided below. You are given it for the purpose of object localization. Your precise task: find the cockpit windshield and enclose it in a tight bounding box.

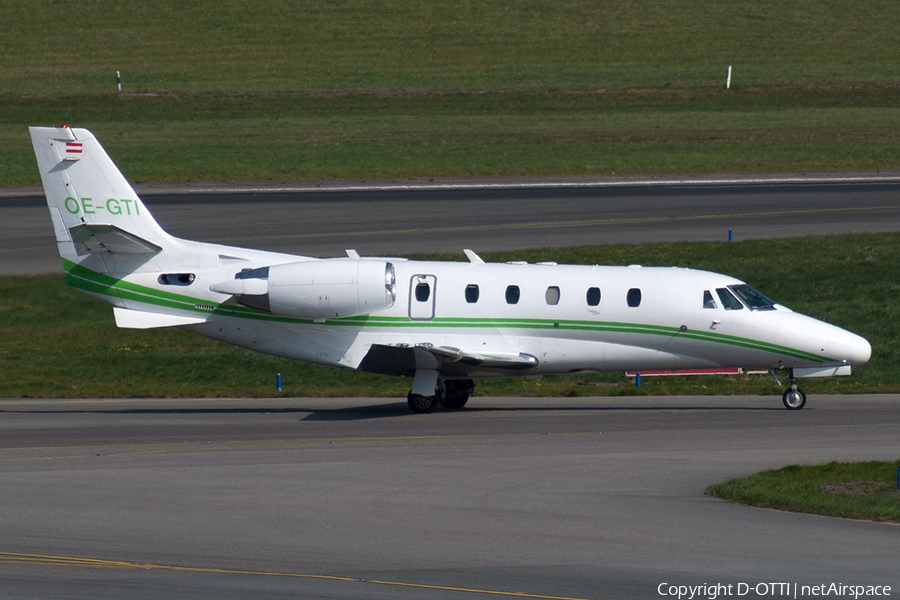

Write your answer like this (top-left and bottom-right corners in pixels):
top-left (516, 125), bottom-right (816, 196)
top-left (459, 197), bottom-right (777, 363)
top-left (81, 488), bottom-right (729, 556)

top-left (728, 284), bottom-right (776, 310)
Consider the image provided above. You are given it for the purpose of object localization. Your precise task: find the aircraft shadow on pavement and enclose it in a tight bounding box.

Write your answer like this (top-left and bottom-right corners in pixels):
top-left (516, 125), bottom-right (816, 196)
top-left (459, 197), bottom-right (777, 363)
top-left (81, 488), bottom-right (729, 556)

top-left (0, 401), bottom-right (784, 421)
top-left (298, 402), bottom-right (782, 421)
top-left (0, 402), bottom-right (407, 420)
top-left (0, 406), bottom-right (314, 416)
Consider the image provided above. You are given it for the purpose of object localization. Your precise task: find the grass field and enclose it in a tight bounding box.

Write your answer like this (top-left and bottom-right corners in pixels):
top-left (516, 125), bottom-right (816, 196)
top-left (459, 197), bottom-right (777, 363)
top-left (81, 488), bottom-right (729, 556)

top-left (1, 234), bottom-right (895, 399)
top-left (5, 1), bottom-right (898, 94)
top-left (3, 85), bottom-right (899, 184)
top-left (1, 1), bottom-right (899, 183)
top-left (707, 461), bottom-right (900, 523)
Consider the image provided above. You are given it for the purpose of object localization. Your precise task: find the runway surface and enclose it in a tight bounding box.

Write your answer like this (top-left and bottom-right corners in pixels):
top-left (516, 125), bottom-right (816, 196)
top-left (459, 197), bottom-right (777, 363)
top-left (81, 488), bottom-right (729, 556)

top-left (3, 174), bottom-right (900, 275)
top-left (2, 394), bottom-right (898, 599)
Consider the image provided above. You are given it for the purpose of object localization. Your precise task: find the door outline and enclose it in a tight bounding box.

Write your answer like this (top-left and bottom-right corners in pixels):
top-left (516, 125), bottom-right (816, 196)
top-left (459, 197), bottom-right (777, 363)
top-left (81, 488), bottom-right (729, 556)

top-left (409, 274), bottom-right (437, 320)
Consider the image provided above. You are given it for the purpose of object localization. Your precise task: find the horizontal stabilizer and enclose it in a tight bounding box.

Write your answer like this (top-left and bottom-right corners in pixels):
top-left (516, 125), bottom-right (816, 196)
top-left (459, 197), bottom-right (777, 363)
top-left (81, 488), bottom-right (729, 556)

top-left (113, 306), bottom-right (208, 329)
top-left (71, 223), bottom-right (162, 255)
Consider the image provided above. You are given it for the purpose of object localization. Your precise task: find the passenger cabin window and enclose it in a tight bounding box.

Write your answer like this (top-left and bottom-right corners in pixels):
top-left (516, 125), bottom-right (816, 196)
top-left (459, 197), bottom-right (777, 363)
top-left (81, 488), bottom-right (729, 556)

top-left (506, 285), bottom-right (520, 305)
top-left (545, 286), bottom-right (560, 306)
top-left (703, 290), bottom-right (717, 309)
top-left (465, 284), bottom-right (479, 303)
top-left (159, 273), bottom-right (195, 286)
top-left (716, 287), bottom-right (743, 310)
top-left (627, 288), bottom-right (641, 308)
top-left (415, 282), bottom-right (431, 302)
top-left (586, 287), bottom-right (601, 306)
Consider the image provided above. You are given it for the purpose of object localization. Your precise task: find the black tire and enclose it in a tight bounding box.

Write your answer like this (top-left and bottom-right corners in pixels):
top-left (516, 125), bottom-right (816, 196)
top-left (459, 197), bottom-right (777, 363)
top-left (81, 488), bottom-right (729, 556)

top-left (439, 392), bottom-right (469, 410)
top-left (782, 388), bottom-right (807, 410)
top-left (407, 393), bottom-right (436, 413)
top-left (438, 380), bottom-right (472, 410)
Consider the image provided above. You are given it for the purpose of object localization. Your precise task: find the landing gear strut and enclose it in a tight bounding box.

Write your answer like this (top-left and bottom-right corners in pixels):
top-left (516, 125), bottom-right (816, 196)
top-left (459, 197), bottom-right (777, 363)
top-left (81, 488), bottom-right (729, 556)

top-left (407, 369), bottom-right (439, 413)
top-left (781, 370), bottom-right (807, 410)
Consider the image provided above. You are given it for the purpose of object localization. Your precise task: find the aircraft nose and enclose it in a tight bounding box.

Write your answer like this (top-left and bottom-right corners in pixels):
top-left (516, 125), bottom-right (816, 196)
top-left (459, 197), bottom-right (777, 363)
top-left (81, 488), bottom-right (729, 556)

top-left (833, 329), bottom-right (871, 366)
top-left (850, 333), bottom-right (872, 366)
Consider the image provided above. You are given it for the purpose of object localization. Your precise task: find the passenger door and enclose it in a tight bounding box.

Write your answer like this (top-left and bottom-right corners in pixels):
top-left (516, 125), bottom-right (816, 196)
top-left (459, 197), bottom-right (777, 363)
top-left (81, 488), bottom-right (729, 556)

top-left (409, 274), bottom-right (437, 320)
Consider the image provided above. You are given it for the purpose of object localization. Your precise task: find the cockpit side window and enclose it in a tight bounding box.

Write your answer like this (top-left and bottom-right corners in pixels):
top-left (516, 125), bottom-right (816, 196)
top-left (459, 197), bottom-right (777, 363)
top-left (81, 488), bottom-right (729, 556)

top-left (729, 284), bottom-right (776, 310)
top-left (716, 287), bottom-right (743, 310)
top-left (703, 290), bottom-right (717, 309)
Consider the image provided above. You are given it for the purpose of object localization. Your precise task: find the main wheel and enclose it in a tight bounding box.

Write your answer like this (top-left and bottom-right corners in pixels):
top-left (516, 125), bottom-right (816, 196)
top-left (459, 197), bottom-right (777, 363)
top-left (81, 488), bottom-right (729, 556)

top-left (782, 388), bottom-right (807, 410)
top-left (408, 393), bottom-right (436, 413)
top-left (438, 380), bottom-right (472, 410)
top-left (439, 395), bottom-right (468, 410)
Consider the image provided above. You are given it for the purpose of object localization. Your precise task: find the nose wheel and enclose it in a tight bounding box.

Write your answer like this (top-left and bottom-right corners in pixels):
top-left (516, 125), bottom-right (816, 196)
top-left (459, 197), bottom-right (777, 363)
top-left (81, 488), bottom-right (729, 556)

top-left (782, 388), bottom-right (807, 410)
top-left (781, 371), bottom-right (806, 410)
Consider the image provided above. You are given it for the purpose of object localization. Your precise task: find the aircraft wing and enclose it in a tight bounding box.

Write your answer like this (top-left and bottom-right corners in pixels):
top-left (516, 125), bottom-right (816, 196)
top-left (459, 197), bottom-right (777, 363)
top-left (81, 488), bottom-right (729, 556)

top-left (358, 343), bottom-right (538, 378)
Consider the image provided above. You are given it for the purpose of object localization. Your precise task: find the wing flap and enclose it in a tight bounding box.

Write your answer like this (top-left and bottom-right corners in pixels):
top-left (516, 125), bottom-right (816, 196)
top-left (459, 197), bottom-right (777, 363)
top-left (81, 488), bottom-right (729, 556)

top-left (456, 351), bottom-right (538, 370)
top-left (358, 343), bottom-right (538, 377)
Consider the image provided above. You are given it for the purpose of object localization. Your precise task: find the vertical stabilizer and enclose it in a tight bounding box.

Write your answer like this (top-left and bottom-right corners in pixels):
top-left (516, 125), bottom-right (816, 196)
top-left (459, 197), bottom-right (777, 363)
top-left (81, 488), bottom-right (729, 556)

top-left (29, 126), bottom-right (171, 272)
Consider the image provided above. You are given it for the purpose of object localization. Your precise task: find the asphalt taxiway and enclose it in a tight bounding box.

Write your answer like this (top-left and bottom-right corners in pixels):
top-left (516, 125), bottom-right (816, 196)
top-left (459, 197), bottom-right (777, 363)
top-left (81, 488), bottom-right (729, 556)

top-left (2, 394), bottom-right (898, 599)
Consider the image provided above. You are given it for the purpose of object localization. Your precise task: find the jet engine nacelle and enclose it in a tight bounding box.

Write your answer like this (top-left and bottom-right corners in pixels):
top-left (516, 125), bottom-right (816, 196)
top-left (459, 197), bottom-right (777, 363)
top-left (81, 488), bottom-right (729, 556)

top-left (212, 260), bottom-right (396, 320)
top-left (268, 260), bottom-right (396, 319)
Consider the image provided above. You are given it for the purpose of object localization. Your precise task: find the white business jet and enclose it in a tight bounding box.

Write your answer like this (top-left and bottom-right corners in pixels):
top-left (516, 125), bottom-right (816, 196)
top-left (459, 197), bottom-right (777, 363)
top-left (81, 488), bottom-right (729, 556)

top-left (30, 126), bottom-right (871, 412)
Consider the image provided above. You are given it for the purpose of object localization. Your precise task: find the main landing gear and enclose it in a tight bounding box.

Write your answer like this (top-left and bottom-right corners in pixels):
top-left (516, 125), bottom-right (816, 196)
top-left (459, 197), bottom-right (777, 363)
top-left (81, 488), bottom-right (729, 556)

top-left (778, 369), bottom-right (807, 410)
top-left (407, 378), bottom-right (475, 413)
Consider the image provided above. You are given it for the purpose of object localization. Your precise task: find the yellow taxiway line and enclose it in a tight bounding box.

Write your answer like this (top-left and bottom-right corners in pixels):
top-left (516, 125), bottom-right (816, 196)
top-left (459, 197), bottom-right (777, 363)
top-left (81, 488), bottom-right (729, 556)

top-left (0, 551), bottom-right (593, 600)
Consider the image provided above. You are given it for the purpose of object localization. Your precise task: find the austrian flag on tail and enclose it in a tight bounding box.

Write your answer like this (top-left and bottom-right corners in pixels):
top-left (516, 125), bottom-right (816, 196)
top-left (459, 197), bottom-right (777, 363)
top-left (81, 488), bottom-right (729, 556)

top-left (64, 141), bottom-right (83, 160)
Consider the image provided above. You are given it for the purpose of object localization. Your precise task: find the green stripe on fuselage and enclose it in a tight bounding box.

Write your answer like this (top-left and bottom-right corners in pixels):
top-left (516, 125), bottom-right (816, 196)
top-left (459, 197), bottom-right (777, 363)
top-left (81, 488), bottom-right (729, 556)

top-left (60, 259), bottom-right (833, 363)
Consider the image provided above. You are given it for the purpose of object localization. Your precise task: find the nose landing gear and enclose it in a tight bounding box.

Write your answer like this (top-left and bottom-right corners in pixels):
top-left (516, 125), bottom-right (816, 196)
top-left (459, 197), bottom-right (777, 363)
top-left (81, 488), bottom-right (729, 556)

top-left (776, 369), bottom-right (807, 410)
